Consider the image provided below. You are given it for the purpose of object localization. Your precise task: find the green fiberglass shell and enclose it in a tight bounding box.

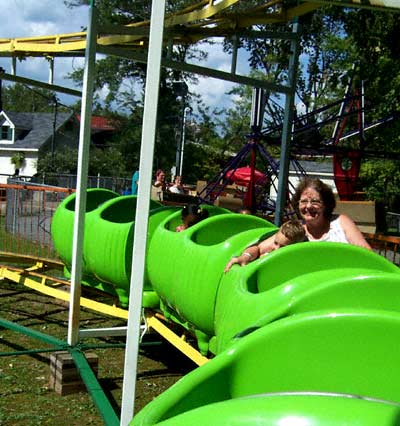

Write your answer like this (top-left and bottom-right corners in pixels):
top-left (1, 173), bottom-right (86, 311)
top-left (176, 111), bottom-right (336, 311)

top-left (51, 191), bottom-right (163, 306)
top-left (131, 310), bottom-right (400, 425)
top-left (51, 188), bottom-right (119, 272)
top-left (84, 197), bottom-right (167, 287)
top-left (152, 394), bottom-right (400, 426)
top-left (215, 241), bottom-right (400, 352)
top-left (146, 211), bottom-right (276, 339)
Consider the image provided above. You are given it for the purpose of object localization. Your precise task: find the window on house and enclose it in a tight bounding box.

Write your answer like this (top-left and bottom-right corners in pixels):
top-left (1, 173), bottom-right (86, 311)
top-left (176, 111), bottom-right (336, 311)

top-left (1, 126), bottom-right (12, 141)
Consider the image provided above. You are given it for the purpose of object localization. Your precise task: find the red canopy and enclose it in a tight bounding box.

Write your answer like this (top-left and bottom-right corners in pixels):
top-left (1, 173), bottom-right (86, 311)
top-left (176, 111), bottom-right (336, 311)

top-left (226, 166), bottom-right (267, 186)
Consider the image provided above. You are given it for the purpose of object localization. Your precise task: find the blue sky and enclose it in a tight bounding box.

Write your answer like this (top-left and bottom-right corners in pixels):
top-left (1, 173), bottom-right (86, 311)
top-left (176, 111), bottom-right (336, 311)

top-left (0, 1), bottom-right (88, 103)
top-left (0, 0), bottom-right (245, 113)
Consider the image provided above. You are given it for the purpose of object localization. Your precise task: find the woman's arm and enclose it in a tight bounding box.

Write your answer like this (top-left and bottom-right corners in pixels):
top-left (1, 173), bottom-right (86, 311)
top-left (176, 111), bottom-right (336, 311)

top-left (339, 214), bottom-right (372, 250)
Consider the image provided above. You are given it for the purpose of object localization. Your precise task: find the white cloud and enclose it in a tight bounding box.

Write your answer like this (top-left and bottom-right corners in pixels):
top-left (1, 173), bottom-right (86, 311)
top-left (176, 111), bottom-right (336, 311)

top-left (188, 39), bottom-right (251, 112)
top-left (0, 3), bottom-right (250, 112)
top-left (0, 1), bottom-right (88, 104)
top-left (3, 0), bottom-right (88, 37)
top-left (190, 77), bottom-right (237, 112)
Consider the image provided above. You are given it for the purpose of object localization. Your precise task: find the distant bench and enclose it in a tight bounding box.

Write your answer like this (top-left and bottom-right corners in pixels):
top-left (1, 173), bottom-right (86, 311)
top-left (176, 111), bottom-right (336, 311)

top-left (363, 232), bottom-right (400, 266)
top-left (334, 200), bottom-right (376, 234)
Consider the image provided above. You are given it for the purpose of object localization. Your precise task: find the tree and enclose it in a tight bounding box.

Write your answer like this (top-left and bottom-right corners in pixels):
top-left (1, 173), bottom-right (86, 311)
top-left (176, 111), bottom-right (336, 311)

top-left (10, 152), bottom-right (25, 175)
top-left (65, 0), bottom-right (219, 178)
top-left (37, 148), bottom-right (78, 174)
top-left (2, 83), bottom-right (66, 113)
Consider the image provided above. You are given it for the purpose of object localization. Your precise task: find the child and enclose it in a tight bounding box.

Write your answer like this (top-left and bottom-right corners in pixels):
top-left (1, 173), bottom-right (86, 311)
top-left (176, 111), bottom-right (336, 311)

top-left (176, 204), bottom-right (209, 232)
top-left (169, 175), bottom-right (185, 194)
top-left (224, 220), bottom-right (306, 272)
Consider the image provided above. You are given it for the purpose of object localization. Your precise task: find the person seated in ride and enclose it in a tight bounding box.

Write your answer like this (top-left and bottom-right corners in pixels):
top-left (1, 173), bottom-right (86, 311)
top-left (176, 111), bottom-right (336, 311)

top-left (237, 207), bottom-right (252, 215)
top-left (153, 169), bottom-right (167, 191)
top-left (224, 220), bottom-right (306, 272)
top-left (292, 177), bottom-right (371, 249)
top-left (169, 175), bottom-right (185, 194)
top-left (176, 204), bottom-right (209, 232)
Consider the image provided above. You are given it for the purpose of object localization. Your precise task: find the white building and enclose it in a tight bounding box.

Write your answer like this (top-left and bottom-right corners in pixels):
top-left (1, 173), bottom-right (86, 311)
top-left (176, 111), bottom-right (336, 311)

top-left (0, 110), bottom-right (75, 183)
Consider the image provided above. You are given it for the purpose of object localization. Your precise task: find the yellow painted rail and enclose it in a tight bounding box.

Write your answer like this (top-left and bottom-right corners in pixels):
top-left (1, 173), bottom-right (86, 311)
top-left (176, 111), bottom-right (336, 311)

top-left (0, 253), bottom-right (208, 366)
top-left (0, 1), bottom-right (398, 60)
top-left (0, 1), bottom-right (317, 58)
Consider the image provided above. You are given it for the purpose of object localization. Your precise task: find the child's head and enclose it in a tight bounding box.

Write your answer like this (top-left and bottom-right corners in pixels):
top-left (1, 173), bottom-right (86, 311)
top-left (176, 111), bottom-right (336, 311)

top-left (237, 208), bottom-right (252, 215)
top-left (181, 204), bottom-right (209, 228)
top-left (271, 220), bottom-right (306, 251)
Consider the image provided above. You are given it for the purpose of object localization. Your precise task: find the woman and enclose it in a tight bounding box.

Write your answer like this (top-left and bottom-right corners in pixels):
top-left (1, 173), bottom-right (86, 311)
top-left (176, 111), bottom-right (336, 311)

top-left (154, 169), bottom-right (167, 191)
top-left (292, 177), bottom-right (371, 249)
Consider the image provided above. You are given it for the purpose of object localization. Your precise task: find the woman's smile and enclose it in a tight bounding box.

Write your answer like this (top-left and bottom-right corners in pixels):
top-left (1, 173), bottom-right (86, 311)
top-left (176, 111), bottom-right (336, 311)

top-left (299, 188), bottom-right (324, 221)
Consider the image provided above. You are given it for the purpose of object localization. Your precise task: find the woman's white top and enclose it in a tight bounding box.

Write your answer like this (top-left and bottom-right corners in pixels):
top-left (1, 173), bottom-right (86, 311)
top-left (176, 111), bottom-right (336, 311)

top-left (307, 216), bottom-right (349, 243)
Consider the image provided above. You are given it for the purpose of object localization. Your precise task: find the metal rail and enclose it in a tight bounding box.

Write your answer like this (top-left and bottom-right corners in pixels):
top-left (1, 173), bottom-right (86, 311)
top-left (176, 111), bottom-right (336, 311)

top-left (0, 254), bottom-right (208, 366)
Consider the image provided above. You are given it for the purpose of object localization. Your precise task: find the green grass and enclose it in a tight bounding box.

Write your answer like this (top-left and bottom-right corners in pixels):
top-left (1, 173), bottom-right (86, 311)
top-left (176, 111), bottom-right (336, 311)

top-left (0, 218), bottom-right (58, 260)
top-left (0, 278), bottom-right (193, 426)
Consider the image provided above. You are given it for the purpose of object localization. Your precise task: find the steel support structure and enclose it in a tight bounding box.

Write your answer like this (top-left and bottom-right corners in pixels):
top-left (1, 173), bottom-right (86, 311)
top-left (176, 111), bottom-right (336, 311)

top-left (274, 19), bottom-right (301, 226)
top-left (120, 2), bottom-right (166, 424)
top-left (68, 1), bottom-right (98, 346)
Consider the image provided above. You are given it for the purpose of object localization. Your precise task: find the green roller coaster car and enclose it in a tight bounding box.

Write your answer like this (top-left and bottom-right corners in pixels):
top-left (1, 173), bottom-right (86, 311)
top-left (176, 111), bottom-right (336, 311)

top-left (51, 191), bottom-right (400, 425)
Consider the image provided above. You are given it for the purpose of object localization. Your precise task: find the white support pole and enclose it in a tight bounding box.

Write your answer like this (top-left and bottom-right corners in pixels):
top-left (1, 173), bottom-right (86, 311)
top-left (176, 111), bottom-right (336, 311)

top-left (67, 2), bottom-right (97, 346)
top-left (11, 57), bottom-right (16, 75)
top-left (120, 1), bottom-right (166, 425)
top-left (48, 57), bottom-right (54, 85)
top-left (179, 107), bottom-right (190, 176)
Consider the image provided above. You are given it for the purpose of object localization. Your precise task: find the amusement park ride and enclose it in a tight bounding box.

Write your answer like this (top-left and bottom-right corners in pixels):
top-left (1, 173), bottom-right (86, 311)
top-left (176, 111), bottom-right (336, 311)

top-left (200, 78), bottom-right (398, 214)
top-left (0, 1), bottom-right (400, 426)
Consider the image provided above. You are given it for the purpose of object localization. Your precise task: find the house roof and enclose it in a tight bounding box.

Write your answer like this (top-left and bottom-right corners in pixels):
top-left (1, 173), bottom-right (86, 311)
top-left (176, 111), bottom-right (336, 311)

top-left (0, 111), bottom-right (73, 150)
top-left (76, 114), bottom-right (118, 131)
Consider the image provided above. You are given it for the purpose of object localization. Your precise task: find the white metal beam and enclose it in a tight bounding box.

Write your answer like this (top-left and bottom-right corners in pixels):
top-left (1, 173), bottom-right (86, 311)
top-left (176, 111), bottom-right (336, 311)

top-left (67, 3), bottom-right (97, 346)
top-left (120, 1), bottom-right (166, 425)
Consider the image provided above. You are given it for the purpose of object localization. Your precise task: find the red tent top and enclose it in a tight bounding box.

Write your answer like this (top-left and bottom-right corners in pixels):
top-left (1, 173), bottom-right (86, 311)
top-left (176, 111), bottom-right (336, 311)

top-left (226, 166), bottom-right (267, 186)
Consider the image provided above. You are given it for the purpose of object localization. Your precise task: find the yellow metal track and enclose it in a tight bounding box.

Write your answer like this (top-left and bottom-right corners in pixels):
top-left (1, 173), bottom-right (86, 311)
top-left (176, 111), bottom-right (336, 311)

top-left (0, 1), bottom-right (397, 59)
top-left (0, 1), bottom-right (319, 59)
top-left (0, 253), bottom-right (208, 366)
top-left (0, 259), bottom-right (129, 320)
top-left (145, 313), bottom-right (209, 366)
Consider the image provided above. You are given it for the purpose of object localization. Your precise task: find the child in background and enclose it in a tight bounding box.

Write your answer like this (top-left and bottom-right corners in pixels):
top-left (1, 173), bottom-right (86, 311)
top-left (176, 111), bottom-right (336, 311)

top-left (224, 220), bottom-right (306, 272)
top-left (176, 204), bottom-right (209, 232)
top-left (169, 175), bottom-right (185, 194)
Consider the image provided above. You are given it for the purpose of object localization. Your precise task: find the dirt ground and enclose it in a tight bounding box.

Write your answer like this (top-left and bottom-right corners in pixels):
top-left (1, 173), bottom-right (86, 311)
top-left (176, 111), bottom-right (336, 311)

top-left (0, 278), bottom-right (197, 426)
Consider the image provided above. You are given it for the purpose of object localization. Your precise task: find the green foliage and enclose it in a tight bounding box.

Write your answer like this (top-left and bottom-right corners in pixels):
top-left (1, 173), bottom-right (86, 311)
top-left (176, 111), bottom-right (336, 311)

top-left (2, 83), bottom-right (63, 113)
top-left (183, 143), bottom-right (221, 183)
top-left (89, 146), bottom-right (127, 177)
top-left (10, 152), bottom-right (25, 169)
top-left (36, 145), bottom-right (128, 177)
top-left (37, 148), bottom-right (79, 174)
top-left (360, 160), bottom-right (400, 212)
top-left (64, 1), bottom-right (220, 180)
